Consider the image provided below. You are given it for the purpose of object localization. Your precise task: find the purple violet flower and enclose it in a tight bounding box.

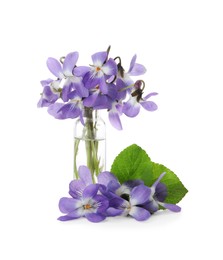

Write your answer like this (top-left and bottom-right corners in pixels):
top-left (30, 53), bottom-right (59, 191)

top-left (123, 80), bottom-right (158, 117)
top-left (58, 166), bottom-right (109, 222)
top-left (128, 54), bottom-right (147, 76)
top-left (98, 172), bottom-right (150, 221)
top-left (146, 172), bottom-right (181, 213)
top-left (47, 52), bottom-right (78, 79)
top-left (83, 50), bottom-right (117, 94)
top-left (108, 185), bottom-right (152, 221)
top-left (47, 52), bottom-right (89, 100)
top-left (58, 168), bottom-right (182, 222)
top-left (98, 171), bottom-right (143, 198)
top-left (58, 184), bottom-right (109, 222)
top-left (37, 79), bottom-right (60, 107)
top-left (48, 86), bottom-right (88, 121)
top-left (69, 165), bottom-right (93, 198)
top-left (117, 54), bottom-right (147, 86)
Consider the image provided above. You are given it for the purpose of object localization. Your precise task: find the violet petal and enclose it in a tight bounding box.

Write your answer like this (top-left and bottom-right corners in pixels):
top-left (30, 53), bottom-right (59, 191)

top-left (145, 200), bottom-right (159, 213)
top-left (155, 183), bottom-right (167, 202)
top-left (78, 166), bottom-right (93, 185)
top-left (58, 103), bottom-right (81, 119)
top-left (129, 63), bottom-right (146, 76)
top-left (124, 180), bottom-right (144, 189)
top-left (123, 99), bottom-right (141, 117)
top-left (83, 92), bottom-right (99, 107)
top-left (107, 180), bottom-right (121, 194)
top-left (130, 185), bottom-right (151, 206)
top-left (63, 52), bottom-right (79, 76)
top-left (82, 184), bottom-right (99, 199)
top-left (73, 66), bottom-right (90, 77)
top-left (106, 207), bottom-right (123, 217)
top-left (74, 81), bottom-right (89, 98)
top-left (129, 206), bottom-right (151, 221)
top-left (97, 171), bottom-right (118, 186)
top-left (83, 71), bottom-right (102, 89)
top-left (108, 110), bottom-right (123, 130)
top-left (85, 213), bottom-right (106, 223)
top-left (46, 57), bottom-right (63, 78)
top-left (58, 208), bottom-right (84, 221)
top-left (93, 195), bottom-right (109, 213)
top-left (158, 202), bottom-right (181, 212)
top-left (92, 51), bottom-right (107, 66)
top-left (144, 92), bottom-right (158, 100)
top-left (69, 179), bottom-right (86, 199)
top-left (58, 197), bottom-right (82, 213)
top-left (40, 78), bottom-right (53, 87)
top-left (102, 58), bottom-right (118, 76)
top-left (141, 101), bottom-right (158, 111)
top-left (128, 54), bottom-right (137, 73)
top-left (152, 172), bottom-right (166, 189)
top-left (47, 103), bottom-right (66, 119)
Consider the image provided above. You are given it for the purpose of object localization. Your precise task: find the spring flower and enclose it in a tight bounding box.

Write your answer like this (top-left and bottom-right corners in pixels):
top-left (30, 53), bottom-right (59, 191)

top-left (50, 95), bottom-right (83, 121)
top-left (83, 50), bottom-right (117, 93)
top-left (108, 185), bottom-right (152, 221)
top-left (69, 165), bottom-right (94, 198)
top-left (58, 168), bottom-right (182, 222)
top-left (98, 171), bottom-right (151, 221)
top-left (123, 80), bottom-right (158, 117)
top-left (47, 52), bottom-right (89, 100)
top-left (117, 54), bottom-right (147, 86)
top-left (108, 101), bottom-right (123, 130)
top-left (58, 166), bottom-right (109, 222)
top-left (146, 172), bottom-right (181, 213)
top-left (37, 79), bottom-right (60, 107)
top-left (128, 54), bottom-right (147, 76)
top-left (39, 47), bottom-right (158, 130)
top-left (58, 184), bottom-right (109, 222)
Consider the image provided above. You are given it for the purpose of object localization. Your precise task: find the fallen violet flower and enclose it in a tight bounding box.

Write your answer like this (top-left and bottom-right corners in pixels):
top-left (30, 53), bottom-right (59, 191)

top-left (58, 166), bottom-right (181, 223)
top-left (58, 166), bottom-right (109, 223)
top-left (145, 172), bottom-right (181, 213)
top-left (58, 184), bottom-right (109, 223)
top-left (107, 184), bottom-right (152, 221)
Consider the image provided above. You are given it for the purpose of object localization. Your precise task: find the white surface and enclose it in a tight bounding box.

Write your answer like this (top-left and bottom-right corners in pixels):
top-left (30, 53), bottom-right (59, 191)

top-left (0, 0), bottom-right (222, 259)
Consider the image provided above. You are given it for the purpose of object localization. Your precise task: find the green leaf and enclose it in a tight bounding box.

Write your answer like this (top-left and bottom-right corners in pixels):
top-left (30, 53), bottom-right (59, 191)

top-left (111, 144), bottom-right (188, 204)
top-left (111, 144), bottom-right (153, 184)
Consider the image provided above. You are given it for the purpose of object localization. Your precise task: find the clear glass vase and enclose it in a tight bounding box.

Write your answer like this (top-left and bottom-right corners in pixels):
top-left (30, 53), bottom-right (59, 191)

top-left (74, 107), bottom-right (106, 183)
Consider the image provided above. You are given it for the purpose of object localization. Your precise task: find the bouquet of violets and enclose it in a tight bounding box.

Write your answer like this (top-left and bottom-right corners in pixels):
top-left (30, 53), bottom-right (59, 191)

top-left (38, 46), bottom-right (158, 180)
top-left (38, 46), bottom-right (158, 128)
top-left (38, 48), bottom-right (187, 223)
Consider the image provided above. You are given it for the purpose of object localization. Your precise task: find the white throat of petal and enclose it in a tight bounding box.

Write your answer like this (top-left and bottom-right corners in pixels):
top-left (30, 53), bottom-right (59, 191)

top-left (93, 66), bottom-right (104, 78)
top-left (50, 80), bottom-right (61, 92)
top-left (116, 185), bottom-right (131, 196)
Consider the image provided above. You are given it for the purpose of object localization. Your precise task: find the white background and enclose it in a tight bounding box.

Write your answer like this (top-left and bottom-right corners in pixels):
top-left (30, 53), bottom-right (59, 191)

top-left (0, 0), bottom-right (222, 259)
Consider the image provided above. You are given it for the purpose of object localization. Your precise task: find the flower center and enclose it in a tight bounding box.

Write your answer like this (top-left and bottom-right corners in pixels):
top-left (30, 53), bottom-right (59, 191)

top-left (120, 194), bottom-right (130, 201)
top-left (96, 67), bottom-right (101, 72)
top-left (84, 204), bottom-right (92, 210)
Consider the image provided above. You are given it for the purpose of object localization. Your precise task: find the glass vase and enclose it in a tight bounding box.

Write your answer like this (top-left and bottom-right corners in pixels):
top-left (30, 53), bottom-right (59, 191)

top-left (74, 107), bottom-right (106, 183)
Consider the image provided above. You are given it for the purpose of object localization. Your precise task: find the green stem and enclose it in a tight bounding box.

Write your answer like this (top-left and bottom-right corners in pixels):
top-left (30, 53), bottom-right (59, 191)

top-left (84, 108), bottom-right (100, 183)
top-left (73, 138), bottom-right (80, 179)
top-left (73, 107), bottom-right (101, 183)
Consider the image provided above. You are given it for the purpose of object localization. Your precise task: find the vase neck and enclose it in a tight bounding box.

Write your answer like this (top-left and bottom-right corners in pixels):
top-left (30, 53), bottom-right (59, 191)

top-left (83, 107), bottom-right (98, 120)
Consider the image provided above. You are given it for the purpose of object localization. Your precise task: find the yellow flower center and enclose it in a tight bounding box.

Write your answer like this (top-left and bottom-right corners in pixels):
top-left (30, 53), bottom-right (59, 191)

top-left (96, 67), bottom-right (101, 72)
top-left (84, 204), bottom-right (92, 210)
